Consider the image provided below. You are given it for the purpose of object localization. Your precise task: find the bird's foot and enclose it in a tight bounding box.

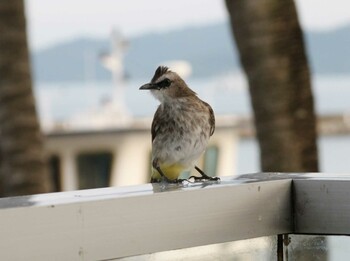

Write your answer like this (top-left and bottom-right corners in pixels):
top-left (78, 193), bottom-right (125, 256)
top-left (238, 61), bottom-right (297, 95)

top-left (151, 177), bottom-right (189, 184)
top-left (188, 175), bottom-right (220, 182)
top-left (192, 165), bottom-right (220, 182)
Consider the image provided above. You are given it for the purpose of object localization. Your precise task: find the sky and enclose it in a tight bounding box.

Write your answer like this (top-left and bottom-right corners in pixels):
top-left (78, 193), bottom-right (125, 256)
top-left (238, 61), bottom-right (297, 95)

top-left (25, 0), bottom-right (350, 51)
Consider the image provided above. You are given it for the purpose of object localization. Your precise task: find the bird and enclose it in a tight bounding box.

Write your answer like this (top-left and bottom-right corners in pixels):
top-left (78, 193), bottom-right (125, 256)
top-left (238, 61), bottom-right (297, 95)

top-left (139, 66), bottom-right (220, 183)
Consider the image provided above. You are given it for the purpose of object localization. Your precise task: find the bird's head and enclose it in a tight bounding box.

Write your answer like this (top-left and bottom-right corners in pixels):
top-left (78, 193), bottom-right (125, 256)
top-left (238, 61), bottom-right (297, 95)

top-left (139, 66), bottom-right (196, 103)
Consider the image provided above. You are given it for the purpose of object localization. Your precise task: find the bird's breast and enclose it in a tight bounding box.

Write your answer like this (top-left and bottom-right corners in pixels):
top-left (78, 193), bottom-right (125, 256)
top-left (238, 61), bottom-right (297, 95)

top-left (152, 101), bottom-right (211, 165)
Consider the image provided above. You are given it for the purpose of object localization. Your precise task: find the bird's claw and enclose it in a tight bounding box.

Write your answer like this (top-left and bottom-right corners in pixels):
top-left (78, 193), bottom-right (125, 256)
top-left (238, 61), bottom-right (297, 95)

top-left (187, 175), bottom-right (220, 182)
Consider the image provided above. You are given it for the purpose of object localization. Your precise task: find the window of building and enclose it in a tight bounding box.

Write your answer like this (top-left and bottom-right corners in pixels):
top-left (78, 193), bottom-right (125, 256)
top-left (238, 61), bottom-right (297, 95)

top-left (77, 152), bottom-right (113, 189)
top-left (203, 146), bottom-right (219, 177)
top-left (48, 155), bottom-right (62, 192)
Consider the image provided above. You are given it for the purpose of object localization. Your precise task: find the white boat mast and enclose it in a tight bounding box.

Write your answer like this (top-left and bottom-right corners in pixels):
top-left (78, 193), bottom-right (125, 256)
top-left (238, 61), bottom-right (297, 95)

top-left (100, 29), bottom-right (129, 118)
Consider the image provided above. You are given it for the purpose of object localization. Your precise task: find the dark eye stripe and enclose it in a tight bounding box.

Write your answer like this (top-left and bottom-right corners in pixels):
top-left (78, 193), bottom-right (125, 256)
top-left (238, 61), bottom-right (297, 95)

top-left (157, 78), bottom-right (171, 88)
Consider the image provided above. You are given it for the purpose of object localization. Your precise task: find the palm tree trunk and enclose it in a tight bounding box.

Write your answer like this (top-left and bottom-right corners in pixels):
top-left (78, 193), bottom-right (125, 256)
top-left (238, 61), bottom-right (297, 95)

top-left (225, 1), bottom-right (323, 260)
top-left (225, 0), bottom-right (318, 172)
top-left (0, 0), bottom-right (52, 196)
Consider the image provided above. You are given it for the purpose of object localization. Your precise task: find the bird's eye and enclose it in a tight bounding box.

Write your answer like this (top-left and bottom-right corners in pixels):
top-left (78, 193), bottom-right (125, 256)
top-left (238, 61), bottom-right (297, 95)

top-left (157, 78), bottom-right (172, 88)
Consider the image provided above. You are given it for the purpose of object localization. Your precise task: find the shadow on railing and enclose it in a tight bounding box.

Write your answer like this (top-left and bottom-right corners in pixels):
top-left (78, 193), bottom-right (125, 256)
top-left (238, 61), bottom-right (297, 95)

top-left (0, 173), bottom-right (350, 260)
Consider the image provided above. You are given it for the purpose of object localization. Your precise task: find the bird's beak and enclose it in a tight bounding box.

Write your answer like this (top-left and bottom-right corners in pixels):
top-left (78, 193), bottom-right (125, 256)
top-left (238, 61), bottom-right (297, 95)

top-left (139, 83), bottom-right (157, 90)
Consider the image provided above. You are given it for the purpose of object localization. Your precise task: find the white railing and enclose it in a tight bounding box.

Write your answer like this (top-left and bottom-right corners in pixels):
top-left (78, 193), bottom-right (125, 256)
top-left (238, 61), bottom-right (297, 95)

top-left (0, 173), bottom-right (350, 260)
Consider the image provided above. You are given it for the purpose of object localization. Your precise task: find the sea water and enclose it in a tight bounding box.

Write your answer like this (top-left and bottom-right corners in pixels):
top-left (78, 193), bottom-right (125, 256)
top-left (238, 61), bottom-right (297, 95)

top-left (33, 73), bottom-right (350, 174)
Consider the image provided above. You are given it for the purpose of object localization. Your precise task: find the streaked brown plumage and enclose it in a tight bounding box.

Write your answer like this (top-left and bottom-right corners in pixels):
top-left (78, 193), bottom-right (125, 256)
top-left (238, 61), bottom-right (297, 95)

top-left (139, 66), bottom-right (219, 183)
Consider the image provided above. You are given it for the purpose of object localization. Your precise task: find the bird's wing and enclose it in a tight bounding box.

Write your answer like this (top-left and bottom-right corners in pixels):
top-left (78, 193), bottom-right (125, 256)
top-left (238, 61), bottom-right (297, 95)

top-left (203, 101), bottom-right (215, 136)
top-left (151, 106), bottom-right (162, 142)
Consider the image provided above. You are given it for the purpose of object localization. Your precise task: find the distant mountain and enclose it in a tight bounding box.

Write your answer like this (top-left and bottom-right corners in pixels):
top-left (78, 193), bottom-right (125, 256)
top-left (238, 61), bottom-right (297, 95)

top-left (305, 25), bottom-right (350, 74)
top-left (31, 22), bottom-right (350, 83)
